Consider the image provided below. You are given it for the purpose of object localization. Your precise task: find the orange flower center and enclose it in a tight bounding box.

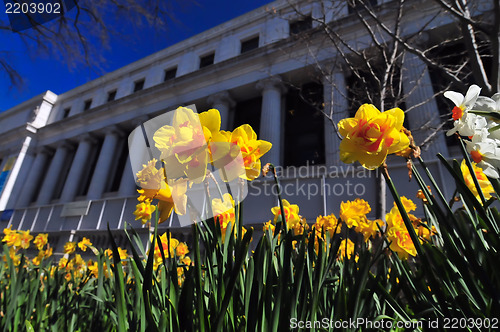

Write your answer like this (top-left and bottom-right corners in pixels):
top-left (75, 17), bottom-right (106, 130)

top-left (471, 150), bottom-right (483, 163)
top-left (452, 106), bottom-right (464, 120)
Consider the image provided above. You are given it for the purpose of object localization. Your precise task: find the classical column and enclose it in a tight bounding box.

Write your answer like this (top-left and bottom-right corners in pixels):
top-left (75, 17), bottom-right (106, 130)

top-left (87, 126), bottom-right (124, 200)
top-left (403, 52), bottom-right (449, 159)
top-left (16, 146), bottom-right (53, 207)
top-left (59, 134), bottom-right (97, 203)
top-left (36, 141), bottom-right (73, 205)
top-left (324, 71), bottom-right (349, 166)
top-left (257, 76), bottom-right (286, 166)
top-left (207, 91), bottom-right (235, 130)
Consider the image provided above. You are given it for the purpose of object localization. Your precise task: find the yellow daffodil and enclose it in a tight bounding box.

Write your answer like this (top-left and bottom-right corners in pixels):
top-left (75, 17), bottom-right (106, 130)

top-left (32, 252), bottom-right (43, 266)
top-left (338, 104), bottom-right (410, 169)
top-left (354, 218), bottom-right (385, 242)
top-left (263, 220), bottom-right (275, 234)
top-left (2, 230), bottom-right (20, 247)
top-left (58, 257), bottom-right (68, 269)
top-left (339, 198), bottom-right (371, 228)
top-left (63, 241), bottom-right (76, 254)
top-left (77, 237), bottom-right (92, 252)
top-left (291, 216), bottom-right (308, 236)
top-left (175, 242), bottom-right (189, 258)
top-left (18, 230), bottom-right (33, 249)
top-left (338, 239), bottom-right (357, 261)
top-left (271, 199), bottom-right (301, 229)
top-left (133, 200), bottom-right (156, 224)
top-left (135, 159), bottom-right (188, 223)
top-left (385, 197), bottom-right (436, 259)
top-left (460, 160), bottom-right (495, 202)
top-left (33, 233), bottom-right (48, 250)
top-left (386, 226), bottom-right (417, 260)
top-left (229, 124), bottom-right (272, 181)
top-left (212, 193), bottom-right (236, 241)
top-left (313, 214), bottom-right (342, 238)
top-left (151, 233), bottom-right (180, 269)
top-left (182, 256), bottom-right (192, 267)
top-left (153, 107), bottom-right (209, 182)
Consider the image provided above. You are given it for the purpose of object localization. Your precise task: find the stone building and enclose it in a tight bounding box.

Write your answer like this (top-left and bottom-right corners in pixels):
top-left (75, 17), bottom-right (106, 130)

top-left (0, 0), bottom-right (489, 250)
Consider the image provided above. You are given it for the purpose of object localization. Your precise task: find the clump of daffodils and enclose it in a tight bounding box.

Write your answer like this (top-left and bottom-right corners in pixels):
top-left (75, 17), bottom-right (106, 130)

top-left (1, 227), bottom-right (53, 267)
top-left (446, 85), bottom-right (500, 178)
top-left (385, 197), bottom-right (436, 260)
top-left (265, 198), bottom-right (385, 260)
top-left (133, 107), bottom-right (271, 225)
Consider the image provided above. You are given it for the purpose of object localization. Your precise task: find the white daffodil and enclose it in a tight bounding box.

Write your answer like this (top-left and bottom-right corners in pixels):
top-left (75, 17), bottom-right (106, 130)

top-left (475, 93), bottom-right (500, 114)
top-left (475, 93), bottom-right (500, 140)
top-left (465, 128), bottom-right (500, 178)
top-left (446, 112), bottom-right (487, 137)
top-left (445, 85), bottom-right (482, 136)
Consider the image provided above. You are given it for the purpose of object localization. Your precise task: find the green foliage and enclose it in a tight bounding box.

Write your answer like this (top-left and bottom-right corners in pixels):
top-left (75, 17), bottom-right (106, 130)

top-left (1, 137), bottom-right (500, 331)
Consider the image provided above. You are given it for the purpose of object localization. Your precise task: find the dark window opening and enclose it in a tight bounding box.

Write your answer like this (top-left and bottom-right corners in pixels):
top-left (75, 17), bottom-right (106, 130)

top-left (241, 36), bottom-right (259, 53)
top-left (52, 149), bottom-right (76, 200)
top-left (290, 16), bottom-right (312, 35)
top-left (164, 67), bottom-right (177, 81)
top-left (62, 107), bottom-right (71, 119)
top-left (345, 64), bottom-right (406, 117)
top-left (29, 155), bottom-right (51, 204)
top-left (234, 96), bottom-right (262, 137)
top-left (199, 53), bottom-right (215, 68)
top-left (108, 140), bottom-right (129, 193)
top-left (133, 79), bottom-right (145, 92)
top-left (83, 99), bottom-right (92, 111)
top-left (107, 90), bottom-right (117, 102)
top-left (78, 140), bottom-right (102, 197)
top-left (285, 82), bottom-right (325, 167)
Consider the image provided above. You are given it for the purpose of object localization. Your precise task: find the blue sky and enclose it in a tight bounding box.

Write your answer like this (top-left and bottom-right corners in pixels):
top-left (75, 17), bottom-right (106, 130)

top-left (0, 0), bottom-right (272, 112)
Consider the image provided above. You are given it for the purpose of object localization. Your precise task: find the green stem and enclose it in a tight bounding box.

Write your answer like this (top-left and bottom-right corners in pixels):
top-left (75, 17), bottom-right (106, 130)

top-left (269, 164), bottom-right (288, 233)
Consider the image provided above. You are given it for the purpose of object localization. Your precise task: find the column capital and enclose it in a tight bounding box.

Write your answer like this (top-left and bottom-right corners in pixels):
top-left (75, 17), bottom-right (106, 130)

top-left (35, 145), bottom-right (54, 156)
top-left (75, 133), bottom-right (98, 144)
top-left (256, 76), bottom-right (287, 93)
top-left (56, 140), bottom-right (75, 151)
top-left (207, 91), bottom-right (236, 107)
top-left (104, 125), bottom-right (125, 138)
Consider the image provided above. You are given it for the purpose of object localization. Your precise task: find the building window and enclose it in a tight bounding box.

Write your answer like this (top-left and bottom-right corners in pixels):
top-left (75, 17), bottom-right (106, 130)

top-left (164, 67), bottom-right (177, 81)
top-left (289, 15), bottom-right (312, 35)
top-left (284, 82), bottom-right (325, 167)
top-left (83, 99), bottom-right (92, 111)
top-left (62, 107), bottom-right (71, 119)
top-left (79, 140), bottom-right (102, 197)
top-left (241, 36), bottom-right (259, 53)
top-left (107, 90), bottom-right (117, 102)
top-left (199, 53), bottom-right (215, 69)
top-left (107, 140), bottom-right (129, 193)
top-left (52, 149), bottom-right (76, 200)
top-left (133, 79), bottom-right (145, 92)
top-left (234, 96), bottom-right (262, 136)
